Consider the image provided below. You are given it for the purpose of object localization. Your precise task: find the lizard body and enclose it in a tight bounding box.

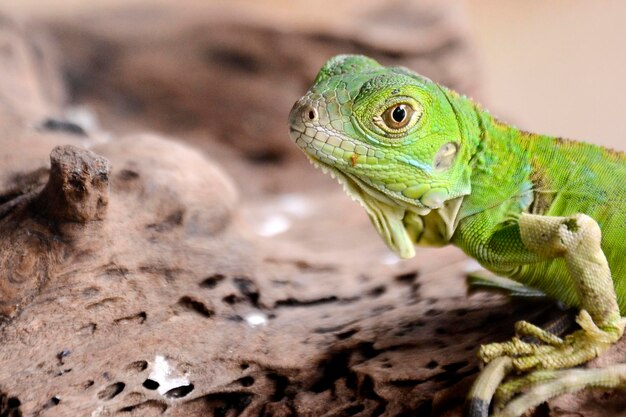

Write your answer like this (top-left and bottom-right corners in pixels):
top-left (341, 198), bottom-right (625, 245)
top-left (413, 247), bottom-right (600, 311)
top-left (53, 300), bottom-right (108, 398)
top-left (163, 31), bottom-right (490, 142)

top-left (288, 55), bottom-right (626, 416)
top-left (455, 112), bottom-right (626, 312)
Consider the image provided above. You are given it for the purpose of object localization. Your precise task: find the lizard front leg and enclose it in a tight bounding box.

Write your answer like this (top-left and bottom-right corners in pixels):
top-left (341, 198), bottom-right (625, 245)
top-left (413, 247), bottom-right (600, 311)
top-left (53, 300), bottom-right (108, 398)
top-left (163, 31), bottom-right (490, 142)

top-left (465, 212), bottom-right (626, 417)
top-left (479, 213), bottom-right (624, 371)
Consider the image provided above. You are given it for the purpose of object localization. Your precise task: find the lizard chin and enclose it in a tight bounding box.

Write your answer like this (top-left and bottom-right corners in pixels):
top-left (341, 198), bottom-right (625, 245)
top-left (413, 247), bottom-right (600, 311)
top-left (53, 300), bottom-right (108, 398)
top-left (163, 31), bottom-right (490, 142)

top-left (304, 154), bottom-right (418, 259)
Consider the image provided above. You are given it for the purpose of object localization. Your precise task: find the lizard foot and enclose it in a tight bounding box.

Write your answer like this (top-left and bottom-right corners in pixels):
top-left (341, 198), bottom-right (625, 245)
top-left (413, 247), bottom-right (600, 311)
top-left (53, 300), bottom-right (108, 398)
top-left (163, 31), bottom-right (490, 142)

top-left (465, 312), bottom-right (626, 416)
top-left (479, 310), bottom-right (624, 372)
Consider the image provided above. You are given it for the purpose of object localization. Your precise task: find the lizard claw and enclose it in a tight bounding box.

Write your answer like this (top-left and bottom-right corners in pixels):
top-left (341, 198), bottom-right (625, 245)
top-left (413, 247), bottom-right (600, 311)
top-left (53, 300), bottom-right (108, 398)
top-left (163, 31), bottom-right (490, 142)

top-left (479, 310), bottom-right (623, 372)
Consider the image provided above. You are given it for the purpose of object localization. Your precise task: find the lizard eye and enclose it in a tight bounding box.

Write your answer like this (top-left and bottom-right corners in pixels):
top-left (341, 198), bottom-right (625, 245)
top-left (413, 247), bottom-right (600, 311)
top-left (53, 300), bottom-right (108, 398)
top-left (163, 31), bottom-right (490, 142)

top-left (374, 102), bottom-right (421, 135)
top-left (385, 104), bottom-right (411, 128)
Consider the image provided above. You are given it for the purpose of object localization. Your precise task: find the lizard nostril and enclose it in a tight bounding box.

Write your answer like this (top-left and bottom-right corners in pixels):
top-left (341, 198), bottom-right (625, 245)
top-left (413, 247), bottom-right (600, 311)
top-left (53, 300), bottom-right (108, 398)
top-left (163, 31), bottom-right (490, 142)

top-left (303, 106), bottom-right (318, 122)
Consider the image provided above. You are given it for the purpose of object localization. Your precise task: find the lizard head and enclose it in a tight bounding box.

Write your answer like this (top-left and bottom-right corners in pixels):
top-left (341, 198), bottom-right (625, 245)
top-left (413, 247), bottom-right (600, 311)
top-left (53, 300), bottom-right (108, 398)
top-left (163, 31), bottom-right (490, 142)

top-left (288, 55), bottom-right (472, 258)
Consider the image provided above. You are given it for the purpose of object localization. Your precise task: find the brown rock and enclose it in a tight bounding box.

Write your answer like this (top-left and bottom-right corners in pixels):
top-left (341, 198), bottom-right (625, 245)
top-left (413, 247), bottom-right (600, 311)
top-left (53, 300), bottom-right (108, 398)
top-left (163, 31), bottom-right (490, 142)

top-left (36, 145), bottom-right (111, 223)
top-left (0, 130), bottom-right (254, 416)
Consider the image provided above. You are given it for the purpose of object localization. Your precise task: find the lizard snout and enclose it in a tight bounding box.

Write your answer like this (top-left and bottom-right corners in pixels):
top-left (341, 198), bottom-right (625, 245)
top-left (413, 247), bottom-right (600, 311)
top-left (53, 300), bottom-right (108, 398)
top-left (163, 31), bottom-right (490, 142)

top-left (288, 100), bottom-right (318, 134)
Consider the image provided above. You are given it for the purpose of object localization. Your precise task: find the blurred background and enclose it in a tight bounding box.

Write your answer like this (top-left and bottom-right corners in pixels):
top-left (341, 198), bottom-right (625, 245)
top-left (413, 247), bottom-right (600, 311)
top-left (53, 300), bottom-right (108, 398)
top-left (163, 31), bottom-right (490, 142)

top-left (2, 0), bottom-right (624, 150)
top-left (466, 0), bottom-right (626, 147)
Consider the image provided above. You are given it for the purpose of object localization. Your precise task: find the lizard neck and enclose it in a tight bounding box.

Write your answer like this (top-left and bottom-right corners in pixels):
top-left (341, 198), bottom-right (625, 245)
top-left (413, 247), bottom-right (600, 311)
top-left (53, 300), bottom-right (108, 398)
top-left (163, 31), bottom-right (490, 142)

top-left (404, 88), bottom-right (524, 245)
top-left (445, 93), bottom-right (535, 221)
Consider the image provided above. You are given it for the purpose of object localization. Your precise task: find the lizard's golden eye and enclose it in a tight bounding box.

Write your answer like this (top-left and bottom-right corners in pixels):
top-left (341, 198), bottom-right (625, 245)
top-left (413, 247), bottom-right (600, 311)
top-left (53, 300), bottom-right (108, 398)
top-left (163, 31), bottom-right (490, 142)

top-left (383, 104), bottom-right (412, 129)
top-left (374, 102), bottom-right (421, 136)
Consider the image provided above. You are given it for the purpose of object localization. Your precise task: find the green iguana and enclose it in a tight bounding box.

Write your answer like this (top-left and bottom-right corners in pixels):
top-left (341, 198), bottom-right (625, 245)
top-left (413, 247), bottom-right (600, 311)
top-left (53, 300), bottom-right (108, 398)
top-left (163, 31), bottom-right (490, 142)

top-left (288, 55), bottom-right (626, 417)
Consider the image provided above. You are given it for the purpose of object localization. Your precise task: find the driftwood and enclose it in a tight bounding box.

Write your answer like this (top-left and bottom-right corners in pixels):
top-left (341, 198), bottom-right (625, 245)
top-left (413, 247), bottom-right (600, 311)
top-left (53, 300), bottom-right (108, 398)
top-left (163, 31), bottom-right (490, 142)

top-left (0, 3), bottom-right (624, 417)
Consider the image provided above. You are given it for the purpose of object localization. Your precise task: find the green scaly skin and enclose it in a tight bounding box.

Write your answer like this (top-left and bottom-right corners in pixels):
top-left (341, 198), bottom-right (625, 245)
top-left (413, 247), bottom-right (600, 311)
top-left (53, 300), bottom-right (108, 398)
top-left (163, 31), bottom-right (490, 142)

top-left (288, 55), bottom-right (626, 417)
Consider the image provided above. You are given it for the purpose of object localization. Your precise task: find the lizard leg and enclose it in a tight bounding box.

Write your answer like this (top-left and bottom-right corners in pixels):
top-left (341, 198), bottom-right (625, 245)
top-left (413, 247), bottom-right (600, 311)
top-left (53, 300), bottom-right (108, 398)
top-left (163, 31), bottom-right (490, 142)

top-left (479, 213), bottom-right (624, 370)
top-left (493, 365), bottom-right (626, 417)
top-left (467, 272), bottom-right (546, 299)
top-left (493, 369), bottom-right (560, 410)
top-left (466, 213), bottom-right (625, 416)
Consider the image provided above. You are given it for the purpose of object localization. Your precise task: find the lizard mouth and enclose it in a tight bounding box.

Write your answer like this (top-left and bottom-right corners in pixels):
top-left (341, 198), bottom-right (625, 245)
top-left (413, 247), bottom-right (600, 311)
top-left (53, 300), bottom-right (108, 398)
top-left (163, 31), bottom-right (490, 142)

top-left (289, 125), bottom-right (433, 211)
top-left (288, 125), bottom-right (359, 170)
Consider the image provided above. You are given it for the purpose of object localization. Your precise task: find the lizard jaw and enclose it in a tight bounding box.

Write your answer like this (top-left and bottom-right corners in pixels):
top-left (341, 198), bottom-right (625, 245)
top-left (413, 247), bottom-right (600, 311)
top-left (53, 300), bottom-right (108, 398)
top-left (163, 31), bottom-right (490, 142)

top-left (289, 125), bottom-right (438, 212)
